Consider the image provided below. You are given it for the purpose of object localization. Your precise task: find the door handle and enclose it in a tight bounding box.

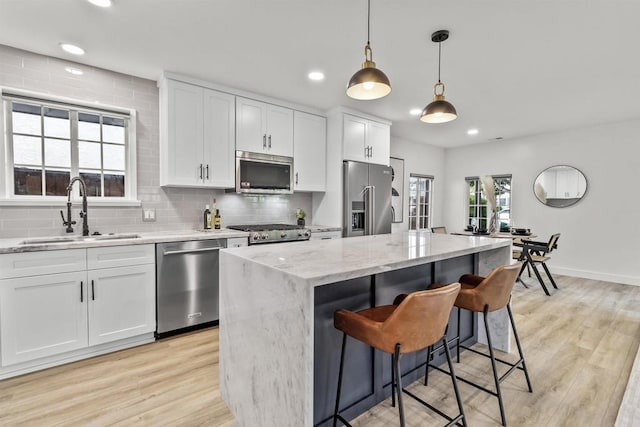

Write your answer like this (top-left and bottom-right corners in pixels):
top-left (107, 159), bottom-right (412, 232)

top-left (263, 134), bottom-right (267, 148)
top-left (364, 185), bottom-right (375, 235)
top-left (199, 164), bottom-right (203, 179)
top-left (80, 281), bottom-right (83, 302)
top-left (91, 280), bottom-right (95, 301)
top-left (206, 164), bottom-right (209, 180)
top-left (369, 146), bottom-right (373, 158)
top-left (295, 172), bottom-right (299, 185)
top-left (163, 247), bottom-right (223, 256)
top-left (268, 135), bottom-right (272, 148)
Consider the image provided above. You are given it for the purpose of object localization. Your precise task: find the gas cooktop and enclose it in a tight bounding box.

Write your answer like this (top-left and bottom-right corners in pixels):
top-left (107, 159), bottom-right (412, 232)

top-left (227, 223), bottom-right (311, 244)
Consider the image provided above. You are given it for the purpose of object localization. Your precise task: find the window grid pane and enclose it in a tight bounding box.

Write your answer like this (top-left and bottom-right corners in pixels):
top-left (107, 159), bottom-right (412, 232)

top-left (408, 175), bottom-right (432, 230)
top-left (466, 177), bottom-right (511, 230)
top-left (7, 98), bottom-right (129, 199)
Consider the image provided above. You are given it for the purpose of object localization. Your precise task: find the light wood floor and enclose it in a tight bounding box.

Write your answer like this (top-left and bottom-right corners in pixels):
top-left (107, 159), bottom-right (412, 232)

top-left (0, 275), bottom-right (638, 426)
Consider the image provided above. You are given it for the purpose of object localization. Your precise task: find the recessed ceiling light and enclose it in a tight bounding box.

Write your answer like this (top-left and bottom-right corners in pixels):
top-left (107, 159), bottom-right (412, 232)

top-left (467, 129), bottom-right (479, 135)
top-left (308, 71), bottom-right (325, 81)
top-left (65, 66), bottom-right (84, 76)
top-left (87, 0), bottom-right (113, 7)
top-left (409, 108), bottom-right (422, 116)
top-left (60, 43), bottom-right (85, 56)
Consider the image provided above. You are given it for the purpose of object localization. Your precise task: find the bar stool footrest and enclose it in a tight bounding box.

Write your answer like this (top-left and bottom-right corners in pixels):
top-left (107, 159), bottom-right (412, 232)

top-left (459, 344), bottom-right (527, 384)
top-left (402, 387), bottom-right (465, 426)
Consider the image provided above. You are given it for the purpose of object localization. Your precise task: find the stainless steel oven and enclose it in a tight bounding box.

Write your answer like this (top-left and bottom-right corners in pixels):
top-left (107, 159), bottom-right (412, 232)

top-left (235, 150), bottom-right (294, 194)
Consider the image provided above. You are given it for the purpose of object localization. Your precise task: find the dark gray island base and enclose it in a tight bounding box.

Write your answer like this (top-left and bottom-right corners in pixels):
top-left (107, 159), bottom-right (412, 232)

top-left (220, 232), bottom-right (512, 427)
top-left (313, 255), bottom-right (476, 426)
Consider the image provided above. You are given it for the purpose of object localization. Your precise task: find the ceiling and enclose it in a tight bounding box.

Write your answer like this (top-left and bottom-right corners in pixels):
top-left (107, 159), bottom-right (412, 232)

top-left (1, 0), bottom-right (639, 148)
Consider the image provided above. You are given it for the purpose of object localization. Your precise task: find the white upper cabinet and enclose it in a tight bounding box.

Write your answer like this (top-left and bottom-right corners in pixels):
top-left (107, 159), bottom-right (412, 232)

top-left (293, 111), bottom-right (326, 192)
top-left (342, 113), bottom-right (390, 166)
top-left (366, 120), bottom-right (391, 165)
top-left (236, 97), bottom-right (294, 157)
top-left (160, 78), bottom-right (235, 188)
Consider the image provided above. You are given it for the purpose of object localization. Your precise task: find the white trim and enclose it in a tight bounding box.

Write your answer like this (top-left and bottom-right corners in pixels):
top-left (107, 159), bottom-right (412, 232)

top-left (1, 86), bottom-right (133, 116)
top-left (0, 87), bottom-right (138, 205)
top-left (551, 266), bottom-right (640, 287)
top-left (160, 71), bottom-right (327, 117)
top-left (327, 106), bottom-right (392, 126)
top-left (0, 198), bottom-right (141, 207)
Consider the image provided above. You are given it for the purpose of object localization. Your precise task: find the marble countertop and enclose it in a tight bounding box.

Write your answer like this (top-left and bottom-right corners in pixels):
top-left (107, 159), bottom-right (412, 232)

top-left (0, 229), bottom-right (250, 254)
top-left (222, 231), bottom-right (511, 286)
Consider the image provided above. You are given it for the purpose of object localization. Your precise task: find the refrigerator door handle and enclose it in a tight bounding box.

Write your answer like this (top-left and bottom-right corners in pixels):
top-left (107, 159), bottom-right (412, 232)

top-left (364, 185), bottom-right (375, 235)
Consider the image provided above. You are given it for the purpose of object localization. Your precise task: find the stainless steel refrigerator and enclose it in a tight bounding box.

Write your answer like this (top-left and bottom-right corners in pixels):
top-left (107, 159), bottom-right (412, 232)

top-left (343, 160), bottom-right (393, 237)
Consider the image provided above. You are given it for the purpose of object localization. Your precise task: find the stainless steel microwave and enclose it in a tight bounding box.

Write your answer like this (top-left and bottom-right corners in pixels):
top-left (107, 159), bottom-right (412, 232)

top-left (235, 150), bottom-right (294, 194)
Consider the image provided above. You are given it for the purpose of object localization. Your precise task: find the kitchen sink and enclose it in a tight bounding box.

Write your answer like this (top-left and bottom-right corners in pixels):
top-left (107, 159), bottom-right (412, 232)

top-left (20, 233), bottom-right (142, 245)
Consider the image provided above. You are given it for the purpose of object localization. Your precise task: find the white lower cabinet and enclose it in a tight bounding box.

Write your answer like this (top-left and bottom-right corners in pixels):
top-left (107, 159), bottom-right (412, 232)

top-left (0, 245), bottom-right (155, 371)
top-left (87, 264), bottom-right (155, 346)
top-left (0, 271), bottom-right (88, 366)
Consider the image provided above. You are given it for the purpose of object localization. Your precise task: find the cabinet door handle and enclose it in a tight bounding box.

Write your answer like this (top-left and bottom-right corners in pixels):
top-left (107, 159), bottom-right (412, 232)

top-left (268, 135), bottom-right (272, 148)
top-left (91, 280), bottom-right (95, 301)
top-left (295, 172), bottom-right (299, 185)
top-left (206, 164), bottom-right (209, 180)
top-left (80, 281), bottom-right (83, 302)
top-left (369, 146), bottom-right (373, 158)
top-left (263, 134), bottom-right (267, 148)
top-left (364, 146), bottom-right (368, 158)
top-left (199, 164), bottom-right (203, 179)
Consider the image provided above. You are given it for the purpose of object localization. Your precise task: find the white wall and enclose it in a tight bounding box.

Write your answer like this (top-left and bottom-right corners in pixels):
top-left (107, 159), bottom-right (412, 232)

top-left (390, 137), bottom-right (446, 232)
top-left (443, 119), bottom-right (640, 286)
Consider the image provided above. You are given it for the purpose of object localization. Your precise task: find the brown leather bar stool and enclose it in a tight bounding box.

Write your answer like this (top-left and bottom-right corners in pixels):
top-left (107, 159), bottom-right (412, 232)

top-left (332, 283), bottom-right (466, 427)
top-left (426, 263), bottom-right (533, 426)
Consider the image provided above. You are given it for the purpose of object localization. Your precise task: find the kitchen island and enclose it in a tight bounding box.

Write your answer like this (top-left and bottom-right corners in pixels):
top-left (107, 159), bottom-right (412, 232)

top-left (219, 231), bottom-right (512, 427)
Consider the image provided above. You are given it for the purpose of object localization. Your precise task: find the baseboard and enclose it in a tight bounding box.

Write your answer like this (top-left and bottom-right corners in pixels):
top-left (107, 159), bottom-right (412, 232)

top-left (550, 266), bottom-right (640, 287)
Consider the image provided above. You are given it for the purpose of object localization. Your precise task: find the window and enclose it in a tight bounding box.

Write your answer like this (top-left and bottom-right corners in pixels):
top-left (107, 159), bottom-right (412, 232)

top-left (408, 174), bottom-right (433, 230)
top-left (466, 175), bottom-right (511, 230)
top-left (1, 89), bottom-right (137, 204)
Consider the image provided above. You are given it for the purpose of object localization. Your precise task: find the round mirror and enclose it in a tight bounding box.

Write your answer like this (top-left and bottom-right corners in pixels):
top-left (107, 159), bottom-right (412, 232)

top-left (533, 165), bottom-right (587, 208)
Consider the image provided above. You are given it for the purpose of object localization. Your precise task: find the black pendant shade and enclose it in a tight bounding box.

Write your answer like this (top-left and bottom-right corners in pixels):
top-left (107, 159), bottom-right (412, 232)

top-left (346, 0), bottom-right (391, 100)
top-left (420, 30), bottom-right (457, 123)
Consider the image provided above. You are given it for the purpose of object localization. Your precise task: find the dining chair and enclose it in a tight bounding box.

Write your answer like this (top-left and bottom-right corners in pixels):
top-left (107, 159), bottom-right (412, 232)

top-left (431, 226), bottom-right (447, 234)
top-left (513, 233), bottom-right (560, 296)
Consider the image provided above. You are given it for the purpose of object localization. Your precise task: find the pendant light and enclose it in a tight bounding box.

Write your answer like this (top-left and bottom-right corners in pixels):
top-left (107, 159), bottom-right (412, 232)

top-left (420, 30), bottom-right (457, 123)
top-left (346, 0), bottom-right (391, 100)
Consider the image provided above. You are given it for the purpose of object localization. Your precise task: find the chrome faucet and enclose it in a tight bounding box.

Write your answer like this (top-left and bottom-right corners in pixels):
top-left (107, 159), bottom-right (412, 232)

top-left (60, 176), bottom-right (89, 236)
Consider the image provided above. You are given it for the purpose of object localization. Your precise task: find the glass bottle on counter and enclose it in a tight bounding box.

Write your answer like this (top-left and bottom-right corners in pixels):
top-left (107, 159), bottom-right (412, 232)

top-left (204, 205), bottom-right (213, 230)
top-left (214, 209), bottom-right (221, 230)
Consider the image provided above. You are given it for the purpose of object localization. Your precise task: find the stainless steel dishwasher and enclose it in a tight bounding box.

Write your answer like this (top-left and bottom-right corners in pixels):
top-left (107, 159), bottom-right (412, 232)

top-left (156, 239), bottom-right (225, 338)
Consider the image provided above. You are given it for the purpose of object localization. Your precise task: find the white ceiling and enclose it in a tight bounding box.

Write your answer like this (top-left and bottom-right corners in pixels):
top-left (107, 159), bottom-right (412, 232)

top-left (1, 0), bottom-right (639, 148)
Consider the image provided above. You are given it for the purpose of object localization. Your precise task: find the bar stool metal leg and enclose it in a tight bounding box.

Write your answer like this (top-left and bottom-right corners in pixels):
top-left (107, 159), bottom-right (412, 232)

top-left (456, 307), bottom-right (462, 363)
top-left (391, 353), bottom-right (397, 407)
top-left (507, 303), bottom-right (533, 392)
top-left (333, 333), bottom-right (349, 427)
top-left (423, 344), bottom-right (433, 386)
top-left (483, 307), bottom-right (507, 426)
top-left (393, 343), bottom-right (406, 427)
top-left (442, 336), bottom-right (467, 427)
